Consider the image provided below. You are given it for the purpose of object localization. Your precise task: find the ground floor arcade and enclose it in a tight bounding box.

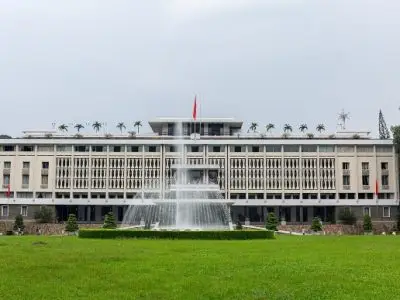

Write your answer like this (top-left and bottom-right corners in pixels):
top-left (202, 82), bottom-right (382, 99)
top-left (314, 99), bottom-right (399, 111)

top-left (231, 205), bottom-right (397, 224)
top-left (1, 204), bottom-right (397, 224)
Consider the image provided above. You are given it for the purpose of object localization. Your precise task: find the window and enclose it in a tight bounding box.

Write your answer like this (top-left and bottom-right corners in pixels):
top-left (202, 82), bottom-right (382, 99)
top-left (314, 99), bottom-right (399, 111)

top-left (363, 207), bottom-right (371, 216)
top-left (56, 145), bottom-right (72, 152)
top-left (111, 146), bottom-right (122, 152)
top-left (337, 146), bottom-right (354, 152)
top-left (382, 175), bottom-right (389, 186)
top-left (129, 146), bottom-right (139, 152)
top-left (376, 146), bottom-right (392, 153)
top-left (209, 124), bottom-right (223, 136)
top-left (302, 145), bottom-right (317, 152)
top-left (361, 162), bottom-right (369, 170)
top-left (3, 161), bottom-right (11, 168)
top-left (148, 146), bottom-right (157, 152)
top-left (41, 175), bottom-right (48, 185)
top-left (92, 146), bottom-right (104, 152)
top-left (167, 123), bottom-right (175, 136)
top-left (358, 146), bottom-right (373, 152)
top-left (3, 145), bottom-right (15, 152)
top-left (22, 175), bottom-right (29, 185)
top-left (74, 145), bottom-right (89, 152)
top-left (22, 161), bottom-right (30, 169)
top-left (234, 146), bottom-right (242, 153)
top-left (362, 175), bottom-right (369, 186)
top-left (1, 205), bottom-right (8, 217)
top-left (3, 174), bottom-right (10, 185)
top-left (342, 162), bottom-right (350, 170)
top-left (319, 145), bottom-right (335, 152)
top-left (169, 146), bottom-right (176, 152)
top-left (42, 161), bottom-right (49, 169)
top-left (342, 175), bottom-right (350, 186)
top-left (283, 145), bottom-right (299, 152)
top-left (381, 162), bottom-right (388, 170)
top-left (21, 205), bottom-right (28, 217)
top-left (17, 192), bottom-right (32, 199)
top-left (37, 145), bottom-right (53, 152)
top-left (251, 146), bottom-right (260, 152)
top-left (191, 146), bottom-right (200, 152)
top-left (20, 145), bottom-right (34, 152)
top-left (212, 146), bottom-right (221, 152)
top-left (266, 145), bottom-right (281, 152)
top-left (383, 207), bottom-right (390, 218)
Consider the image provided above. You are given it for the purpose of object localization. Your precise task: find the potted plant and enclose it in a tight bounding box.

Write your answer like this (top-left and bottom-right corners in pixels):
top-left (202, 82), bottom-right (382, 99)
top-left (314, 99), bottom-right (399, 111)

top-left (65, 214), bottom-right (79, 235)
top-left (265, 212), bottom-right (278, 231)
top-left (13, 214), bottom-right (25, 235)
top-left (363, 214), bottom-right (373, 235)
top-left (311, 217), bottom-right (323, 234)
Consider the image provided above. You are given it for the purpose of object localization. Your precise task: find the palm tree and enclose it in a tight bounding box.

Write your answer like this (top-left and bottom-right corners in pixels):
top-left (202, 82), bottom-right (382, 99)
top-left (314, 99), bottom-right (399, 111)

top-left (299, 124), bottom-right (308, 133)
top-left (117, 122), bottom-right (126, 134)
top-left (74, 124), bottom-right (84, 133)
top-left (316, 124), bottom-right (326, 134)
top-left (283, 124), bottom-right (292, 133)
top-left (265, 123), bottom-right (275, 133)
top-left (134, 121), bottom-right (142, 134)
top-left (92, 121), bottom-right (102, 133)
top-left (58, 124), bottom-right (68, 133)
top-left (248, 122), bottom-right (258, 133)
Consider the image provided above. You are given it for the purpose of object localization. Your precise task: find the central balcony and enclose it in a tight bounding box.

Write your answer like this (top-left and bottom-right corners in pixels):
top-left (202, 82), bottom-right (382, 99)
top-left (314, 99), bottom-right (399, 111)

top-left (170, 164), bottom-right (220, 170)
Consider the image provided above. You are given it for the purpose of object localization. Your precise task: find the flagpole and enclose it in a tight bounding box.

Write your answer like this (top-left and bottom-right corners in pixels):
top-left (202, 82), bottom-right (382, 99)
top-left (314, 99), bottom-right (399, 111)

top-left (199, 96), bottom-right (202, 138)
top-left (193, 95), bottom-right (197, 141)
top-left (198, 96), bottom-right (200, 139)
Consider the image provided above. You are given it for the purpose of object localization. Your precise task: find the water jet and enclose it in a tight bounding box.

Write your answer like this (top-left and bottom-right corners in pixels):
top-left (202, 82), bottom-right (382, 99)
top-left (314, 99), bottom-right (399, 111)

top-left (120, 122), bottom-right (234, 231)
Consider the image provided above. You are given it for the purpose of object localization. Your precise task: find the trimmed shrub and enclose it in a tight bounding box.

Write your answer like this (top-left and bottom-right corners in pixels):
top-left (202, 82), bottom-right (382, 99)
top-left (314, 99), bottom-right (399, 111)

top-left (103, 212), bottom-right (117, 229)
top-left (13, 214), bottom-right (25, 232)
top-left (34, 206), bottom-right (54, 223)
top-left (311, 217), bottom-right (323, 232)
top-left (265, 212), bottom-right (278, 231)
top-left (363, 214), bottom-right (373, 232)
top-left (65, 214), bottom-right (79, 232)
top-left (338, 208), bottom-right (357, 225)
top-left (78, 229), bottom-right (276, 240)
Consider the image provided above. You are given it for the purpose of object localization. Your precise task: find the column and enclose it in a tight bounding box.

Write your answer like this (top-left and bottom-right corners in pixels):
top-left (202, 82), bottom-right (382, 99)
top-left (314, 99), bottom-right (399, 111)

top-left (87, 205), bottom-right (91, 223)
top-left (307, 207), bottom-right (314, 222)
top-left (290, 206), bottom-right (296, 223)
top-left (300, 206), bottom-right (304, 224)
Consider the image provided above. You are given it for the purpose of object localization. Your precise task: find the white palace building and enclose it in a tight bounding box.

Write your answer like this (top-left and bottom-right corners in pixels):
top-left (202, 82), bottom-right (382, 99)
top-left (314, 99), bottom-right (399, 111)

top-left (0, 117), bottom-right (398, 224)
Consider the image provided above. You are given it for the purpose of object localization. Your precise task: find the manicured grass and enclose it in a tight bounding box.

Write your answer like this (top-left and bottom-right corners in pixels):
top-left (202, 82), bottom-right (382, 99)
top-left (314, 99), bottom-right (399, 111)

top-left (0, 236), bottom-right (399, 300)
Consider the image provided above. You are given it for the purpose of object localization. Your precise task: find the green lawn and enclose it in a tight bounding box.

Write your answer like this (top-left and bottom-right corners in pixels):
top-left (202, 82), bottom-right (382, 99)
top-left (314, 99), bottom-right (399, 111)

top-left (0, 236), bottom-right (399, 300)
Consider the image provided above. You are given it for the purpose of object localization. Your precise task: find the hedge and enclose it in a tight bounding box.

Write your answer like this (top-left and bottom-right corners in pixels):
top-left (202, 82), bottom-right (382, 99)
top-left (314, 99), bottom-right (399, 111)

top-left (78, 229), bottom-right (275, 240)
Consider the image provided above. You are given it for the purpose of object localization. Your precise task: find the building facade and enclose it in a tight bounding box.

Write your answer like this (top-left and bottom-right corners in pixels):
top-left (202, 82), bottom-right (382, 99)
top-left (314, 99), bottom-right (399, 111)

top-left (0, 117), bottom-right (398, 224)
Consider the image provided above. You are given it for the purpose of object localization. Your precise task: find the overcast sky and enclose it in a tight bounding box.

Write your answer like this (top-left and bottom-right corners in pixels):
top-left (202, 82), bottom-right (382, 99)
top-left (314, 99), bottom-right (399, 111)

top-left (1, 0), bottom-right (399, 136)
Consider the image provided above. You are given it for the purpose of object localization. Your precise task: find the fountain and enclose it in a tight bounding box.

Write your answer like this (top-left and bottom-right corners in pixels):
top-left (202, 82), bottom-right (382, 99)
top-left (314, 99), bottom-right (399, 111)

top-left (120, 122), bottom-right (234, 231)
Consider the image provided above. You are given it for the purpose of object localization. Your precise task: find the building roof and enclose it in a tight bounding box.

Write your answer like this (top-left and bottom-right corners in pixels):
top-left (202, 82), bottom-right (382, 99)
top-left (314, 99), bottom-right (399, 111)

top-left (0, 136), bottom-right (393, 146)
top-left (148, 117), bottom-right (243, 132)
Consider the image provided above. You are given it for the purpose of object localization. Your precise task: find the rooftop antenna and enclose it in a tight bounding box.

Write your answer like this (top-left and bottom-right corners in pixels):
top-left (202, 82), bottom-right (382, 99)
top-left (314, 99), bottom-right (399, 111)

top-left (378, 109), bottom-right (390, 139)
top-left (102, 122), bottom-right (108, 134)
top-left (338, 109), bottom-right (350, 130)
top-left (51, 122), bottom-right (56, 129)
